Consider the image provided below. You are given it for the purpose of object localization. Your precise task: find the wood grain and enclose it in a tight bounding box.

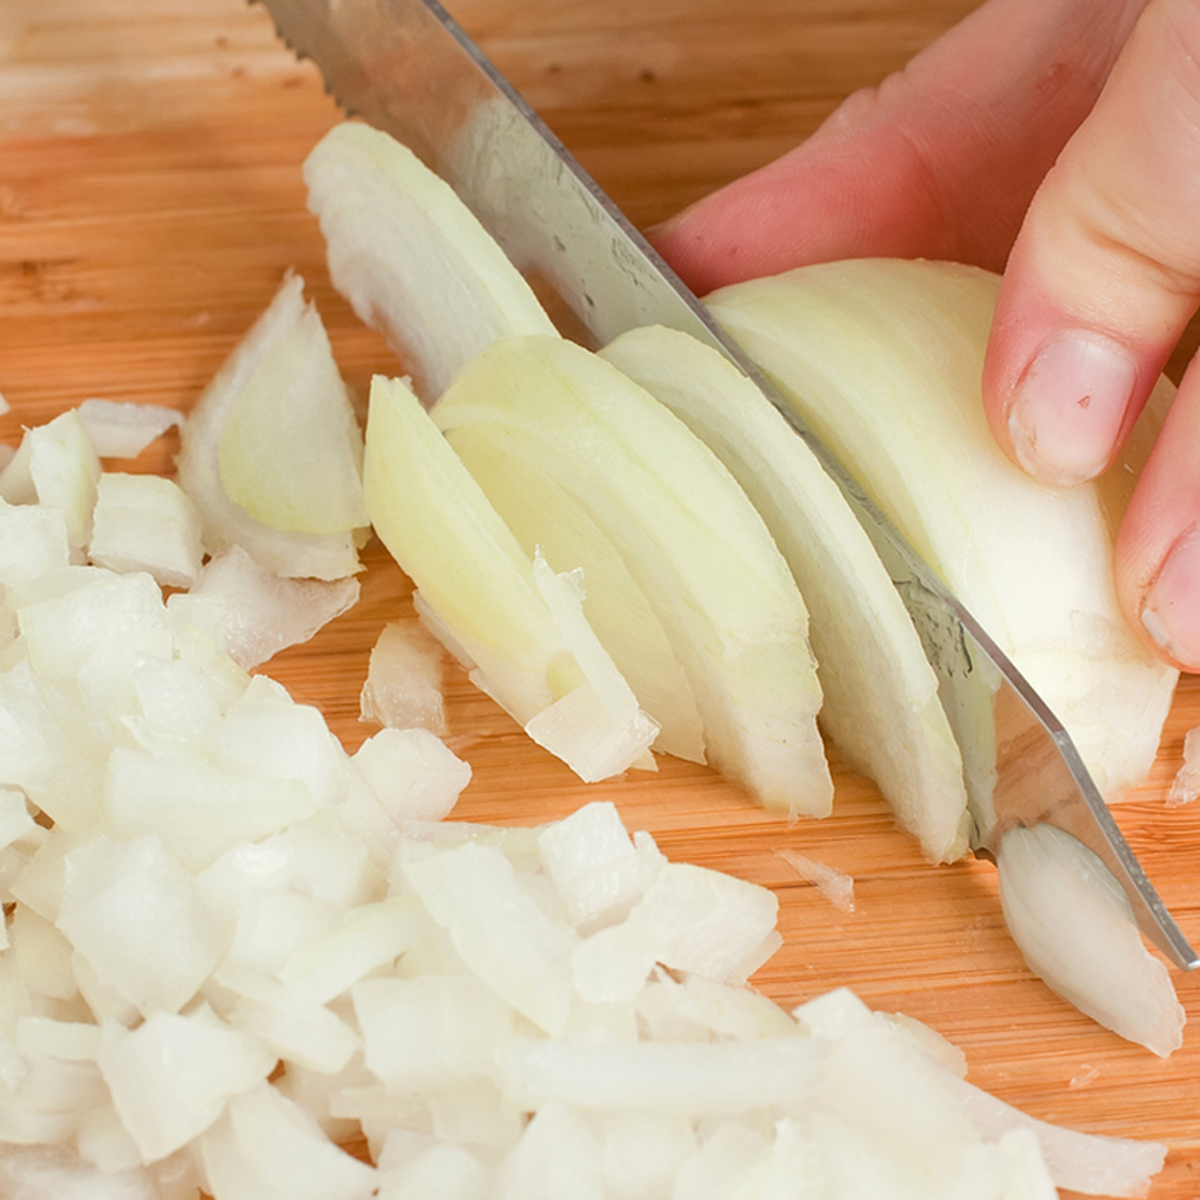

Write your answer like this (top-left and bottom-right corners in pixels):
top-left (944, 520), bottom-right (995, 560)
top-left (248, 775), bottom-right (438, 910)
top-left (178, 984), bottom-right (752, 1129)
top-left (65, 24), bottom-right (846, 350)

top-left (4, 1), bottom-right (1200, 1197)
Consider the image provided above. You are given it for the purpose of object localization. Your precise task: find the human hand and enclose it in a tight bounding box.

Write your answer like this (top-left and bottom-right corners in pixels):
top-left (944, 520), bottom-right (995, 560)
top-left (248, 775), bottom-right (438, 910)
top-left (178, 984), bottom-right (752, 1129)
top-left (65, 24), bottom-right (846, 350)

top-left (650, 0), bottom-right (1200, 671)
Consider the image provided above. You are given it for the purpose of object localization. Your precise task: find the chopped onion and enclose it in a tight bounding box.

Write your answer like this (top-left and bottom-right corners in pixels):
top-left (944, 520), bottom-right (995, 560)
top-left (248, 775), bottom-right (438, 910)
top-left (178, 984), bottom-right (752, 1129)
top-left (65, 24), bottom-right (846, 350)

top-left (168, 545), bottom-right (360, 671)
top-left (1167, 725), bottom-right (1200, 806)
top-left (75, 399), bottom-right (183, 460)
top-left (777, 847), bottom-right (856, 913)
top-left (0, 409), bottom-right (101, 555)
top-left (88, 473), bottom-right (204, 590)
top-left (358, 620), bottom-right (447, 735)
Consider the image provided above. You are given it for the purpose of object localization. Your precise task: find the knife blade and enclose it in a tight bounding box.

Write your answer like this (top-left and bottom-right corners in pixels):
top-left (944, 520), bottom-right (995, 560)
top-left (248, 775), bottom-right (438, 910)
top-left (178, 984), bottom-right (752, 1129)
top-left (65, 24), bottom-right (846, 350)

top-left (258, 0), bottom-right (1197, 969)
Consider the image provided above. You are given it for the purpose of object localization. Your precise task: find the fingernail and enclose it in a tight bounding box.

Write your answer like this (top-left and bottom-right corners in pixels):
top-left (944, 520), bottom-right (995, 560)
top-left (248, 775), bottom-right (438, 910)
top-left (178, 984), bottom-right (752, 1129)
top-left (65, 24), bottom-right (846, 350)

top-left (1007, 332), bottom-right (1138, 486)
top-left (1142, 527), bottom-right (1200, 669)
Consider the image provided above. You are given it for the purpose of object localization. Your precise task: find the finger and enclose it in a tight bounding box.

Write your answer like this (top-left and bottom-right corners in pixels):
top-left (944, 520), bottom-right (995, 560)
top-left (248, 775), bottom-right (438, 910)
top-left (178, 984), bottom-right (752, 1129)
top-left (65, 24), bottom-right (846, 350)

top-left (1116, 359), bottom-right (1200, 670)
top-left (650, 0), bottom-right (1147, 295)
top-left (983, 0), bottom-right (1200, 488)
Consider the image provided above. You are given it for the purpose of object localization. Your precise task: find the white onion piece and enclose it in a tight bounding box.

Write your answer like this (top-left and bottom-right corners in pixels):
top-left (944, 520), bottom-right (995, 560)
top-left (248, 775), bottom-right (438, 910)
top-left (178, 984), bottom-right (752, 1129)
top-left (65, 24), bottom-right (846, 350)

top-left (359, 620), bottom-right (447, 735)
top-left (707, 259), bottom-right (1177, 806)
top-left (0, 1142), bottom-right (160, 1199)
top-left (75, 399), bottom-right (182, 460)
top-left (88, 473), bottom-right (203, 589)
top-left (434, 335), bottom-right (830, 817)
top-left (777, 847), bottom-right (856, 913)
top-left (0, 409), bottom-right (101, 555)
top-left (1167, 725), bottom-right (1200, 806)
top-left (56, 835), bottom-right (223, 1016)
top-left (200, 1083), bottom-right (377, 1200)
top-left (795, 987), bottom-right (1164, 1197)
top-left (401, 840), bottom-right (578, 1036)
top-left (303, 121), bottom-right (558, 400)
top-left (352, 727), bottom-right (471, 825)
top-left (496, 1036), bottom-right (822, 1116)
top-left (996, 823), bottom-right (1185, 1057)
top-left (536, 801), bottom-right (665, 931)
top-left (97, 1010), bottom-right (276, 1163)
top-left (169, 544), bottom-right (360, 670)
top-left (363, 373), bottom-right (657, 783)
top-left (175, 272), bottom-right (366, 580)
top-left (0, 499), bottom-right (71, 587)
top-left (602, 325), bottom-right (970, 862)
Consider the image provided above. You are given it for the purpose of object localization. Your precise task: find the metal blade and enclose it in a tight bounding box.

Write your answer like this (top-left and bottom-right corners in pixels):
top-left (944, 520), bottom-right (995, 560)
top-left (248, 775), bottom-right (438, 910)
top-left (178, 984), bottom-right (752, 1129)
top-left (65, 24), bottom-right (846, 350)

top-left (259, 0), bottom-right (1196, 969)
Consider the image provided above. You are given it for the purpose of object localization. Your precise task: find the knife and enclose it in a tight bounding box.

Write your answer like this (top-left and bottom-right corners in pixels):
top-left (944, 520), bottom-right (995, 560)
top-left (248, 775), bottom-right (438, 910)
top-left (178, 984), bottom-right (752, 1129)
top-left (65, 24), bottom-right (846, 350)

top-left (257, 0), bottom-right (1197, 970)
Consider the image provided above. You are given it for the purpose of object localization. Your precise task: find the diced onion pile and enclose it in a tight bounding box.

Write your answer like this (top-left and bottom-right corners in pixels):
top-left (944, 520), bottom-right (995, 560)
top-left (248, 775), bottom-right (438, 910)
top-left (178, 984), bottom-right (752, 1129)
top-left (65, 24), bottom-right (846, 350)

top-left (0, 404), bottom-right (1166, 1198)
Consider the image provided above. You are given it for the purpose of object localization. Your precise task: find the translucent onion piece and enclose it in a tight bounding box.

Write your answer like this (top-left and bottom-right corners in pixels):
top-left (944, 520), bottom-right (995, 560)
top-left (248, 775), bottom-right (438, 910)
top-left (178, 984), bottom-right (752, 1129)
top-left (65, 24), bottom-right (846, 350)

top-left (175, 272), bottom-right (365, 580)
top-left (359, 620), bottom-right (447, 735)
top-left (302, 121), bottom-right (558, 400)
top-left (168, 544), bottom-right (360, 671)
top-left (602, 324), bottom-right (969, 861)
top-left (75, 399), bottom-right (182, 459)
top-left (362, 372), bottom-right (657, 783)
top-left (996, 823), bottom-right (1185, 1057)
top-left (777, 847), bottom-right (856, 913)
top-left (707, 260), bottom-right (1177, 806)
top-left (434, 335), bottom-right (831, 817)
top-left (1167, 725), bottom-right (1200, 806)
top-left (216, 310), bottom-right (367, 536)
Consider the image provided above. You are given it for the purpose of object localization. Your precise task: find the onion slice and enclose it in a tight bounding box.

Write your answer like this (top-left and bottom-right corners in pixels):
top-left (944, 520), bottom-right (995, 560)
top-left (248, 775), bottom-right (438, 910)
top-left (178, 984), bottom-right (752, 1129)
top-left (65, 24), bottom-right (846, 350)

top-left (303, 121), bottom-right (558, 400)
top-left (433, 334), bottom-right (831, 817)
top-left (363, 372), bottom-right (658, 783)
top-left (601, 324), bottom-right (969, 860)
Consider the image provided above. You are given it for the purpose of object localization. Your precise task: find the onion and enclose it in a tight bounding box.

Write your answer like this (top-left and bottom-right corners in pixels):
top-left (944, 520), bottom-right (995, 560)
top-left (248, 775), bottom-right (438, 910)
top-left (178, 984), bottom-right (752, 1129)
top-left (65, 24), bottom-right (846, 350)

top-left (706, 258), bottom-right (1177, 808)
top-left (363, 372), bottom-right (658, 783)
top-left (75, 400), bottom-right (182, 461)
top-left (601, 324), bottom-right (968, 861)
top-left (175, 273), bottom-right (367, 582)
top-left (996, 823), bottom-right (1185, 1057)
top-left (432, 335), bottom-right (831, 816)
top-left (88, 474), bottom-right (203, 590)
top-left (358, 620), bottom-right (448, 736)
top-left (1167, 725), bottom-right (1200, 806)
top-left (0, 409), bottom-right (101, 555)
top-left (0, 127), bottom-right (1174, 1200)
top-left (303, 122), bottom-right (559, 400)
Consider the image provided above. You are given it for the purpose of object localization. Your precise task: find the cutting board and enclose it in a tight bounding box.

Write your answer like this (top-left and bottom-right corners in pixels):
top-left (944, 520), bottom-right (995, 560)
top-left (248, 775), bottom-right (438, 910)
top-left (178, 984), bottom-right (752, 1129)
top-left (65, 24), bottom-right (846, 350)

top-left (3, 1), bottom-right (1200, 1197)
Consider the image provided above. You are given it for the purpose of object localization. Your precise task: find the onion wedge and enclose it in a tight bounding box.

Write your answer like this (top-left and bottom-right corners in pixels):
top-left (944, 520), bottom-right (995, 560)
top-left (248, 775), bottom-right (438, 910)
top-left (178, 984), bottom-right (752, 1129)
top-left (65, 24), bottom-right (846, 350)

top-left (176, 273), bottom-right (367, 581)
top-left (303, 121), bottom-right (559, 400)
top-left (706, 258), bottom-right (1177, 805)
top-left (432, 334), bottom-right (831, 817)
top-left (362, 372), bottom-right (658, 783)
top-left (601, 325), bottom-right (969, 861)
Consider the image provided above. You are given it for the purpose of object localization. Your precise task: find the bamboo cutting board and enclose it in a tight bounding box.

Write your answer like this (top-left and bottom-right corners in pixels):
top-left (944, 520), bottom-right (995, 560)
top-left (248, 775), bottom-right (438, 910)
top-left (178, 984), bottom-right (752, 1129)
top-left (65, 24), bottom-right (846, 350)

top-left (3, 1), bottom-right (1200, 1196)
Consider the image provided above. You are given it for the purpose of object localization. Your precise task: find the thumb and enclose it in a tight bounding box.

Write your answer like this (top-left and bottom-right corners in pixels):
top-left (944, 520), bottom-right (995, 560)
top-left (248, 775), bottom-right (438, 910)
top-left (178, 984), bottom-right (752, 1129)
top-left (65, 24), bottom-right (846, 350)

top-left (983, 0), bottom-right (1200, 488)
